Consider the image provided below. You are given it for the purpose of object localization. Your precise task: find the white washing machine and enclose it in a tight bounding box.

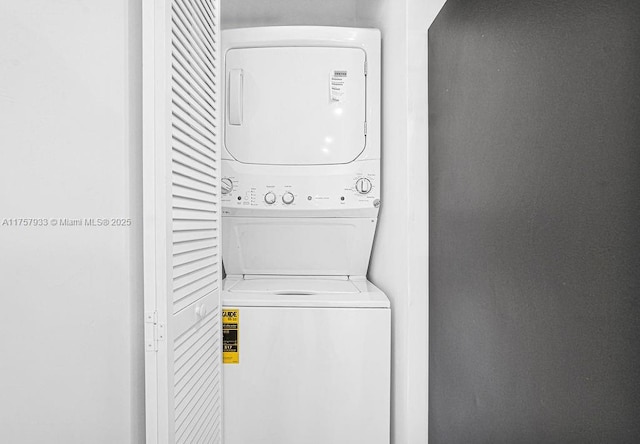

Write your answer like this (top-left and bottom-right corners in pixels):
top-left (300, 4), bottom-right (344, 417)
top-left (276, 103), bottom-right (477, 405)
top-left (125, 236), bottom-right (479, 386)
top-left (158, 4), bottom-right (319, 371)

top-left (220, 27), bottom-right (390, 444)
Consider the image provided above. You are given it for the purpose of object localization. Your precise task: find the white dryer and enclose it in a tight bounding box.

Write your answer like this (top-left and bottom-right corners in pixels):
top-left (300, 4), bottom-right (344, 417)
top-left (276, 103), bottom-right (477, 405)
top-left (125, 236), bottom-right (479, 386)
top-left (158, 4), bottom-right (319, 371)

top-left (220, 27), bottom-right (389, 444)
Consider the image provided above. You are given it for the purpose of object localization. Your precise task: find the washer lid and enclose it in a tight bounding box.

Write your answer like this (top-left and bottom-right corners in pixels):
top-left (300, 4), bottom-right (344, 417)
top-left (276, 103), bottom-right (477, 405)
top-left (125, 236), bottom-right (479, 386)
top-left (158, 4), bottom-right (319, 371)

top-left (223, 277), bottom-right (390, 308)
top-left (222, 217), bottom-right (376, 277)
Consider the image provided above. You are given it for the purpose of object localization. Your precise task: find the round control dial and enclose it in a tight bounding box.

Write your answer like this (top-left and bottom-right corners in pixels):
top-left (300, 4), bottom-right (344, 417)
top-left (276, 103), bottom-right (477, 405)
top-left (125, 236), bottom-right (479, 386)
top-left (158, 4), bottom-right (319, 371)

top-left (355, 178), bottom-right (372, 194)
top-left (282, 192), bottom-right (295, 205)
top-left (221, 178), bottom-right (233, 195)
top-left (264, 192), bottom-right (276, 205)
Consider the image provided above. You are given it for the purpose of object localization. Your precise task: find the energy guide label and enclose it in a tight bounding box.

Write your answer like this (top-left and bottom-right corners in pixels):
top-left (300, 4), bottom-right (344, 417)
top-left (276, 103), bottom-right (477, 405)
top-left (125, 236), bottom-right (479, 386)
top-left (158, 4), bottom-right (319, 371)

top-left (223, 309), bottom-right (239, 364)
top-left (330, 70), bottom-right (348, 102)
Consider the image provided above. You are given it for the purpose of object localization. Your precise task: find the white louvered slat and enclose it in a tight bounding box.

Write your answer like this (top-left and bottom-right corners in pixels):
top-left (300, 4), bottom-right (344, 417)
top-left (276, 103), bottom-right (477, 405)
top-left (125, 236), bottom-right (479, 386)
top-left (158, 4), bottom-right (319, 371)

top-left (173, 173), bottom-right (217, 196)
top-left (172, 44), bottom-right (216, 100)
top-left (172, 99), bottom-right (217, 140)
top-left (173, 161), bottom-right (216, 187)
top-left (173, 276), bottom-right (218, 312)
top-left (173, 236), bottom-right (217, 254)
top-left (173, 263), bottom-right (218, 292)
top-left (174, 258), bottom-right (219, 283)
top-left (172, 145), bottom-right (218, 175)
top-left (172, 134), bottom-right (218, 171)
top-left (173, 209), bottom-right (217, 222)
top-left (173, 184), bottom-right (218, 205)
top-left (172, 91), bottom-right (217, 135)
top-left (173, 219), bottom-right (219, 231)
top-left (172, 78), bottom-right (216, 120)
top-left (172, 3), bottom-right (216, 70)
top-left (143, 0), bottom-right (221, 442)
top-left (174, 196), bottom-right (218, 213)
top-left (172, 116), bottom-right (216, 153)
top-left (173, 228), bottom-right (218, 243)
top-left (172, 63), bottom-right (217, 113)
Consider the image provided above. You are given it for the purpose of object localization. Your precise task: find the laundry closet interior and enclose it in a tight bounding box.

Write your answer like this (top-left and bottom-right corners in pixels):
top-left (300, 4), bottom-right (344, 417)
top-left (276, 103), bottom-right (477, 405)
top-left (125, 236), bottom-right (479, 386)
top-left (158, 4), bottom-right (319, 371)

top-left (144, 0), bottom-right (428, 442)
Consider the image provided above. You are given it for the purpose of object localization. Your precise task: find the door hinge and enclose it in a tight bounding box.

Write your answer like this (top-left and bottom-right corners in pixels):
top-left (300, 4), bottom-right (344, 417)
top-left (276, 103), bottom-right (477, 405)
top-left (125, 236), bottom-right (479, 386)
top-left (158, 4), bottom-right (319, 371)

top-left (364, 60), bottom-right (368, 76)
top-left (364, 121), bottom-right (368, 136)
top-left (145, 311), bottom-right (165, 352)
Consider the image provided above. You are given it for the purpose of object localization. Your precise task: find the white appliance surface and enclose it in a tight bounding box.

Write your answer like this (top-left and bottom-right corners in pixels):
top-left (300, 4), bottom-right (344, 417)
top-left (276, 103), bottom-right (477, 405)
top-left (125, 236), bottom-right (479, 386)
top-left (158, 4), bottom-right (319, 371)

top-left (222, 217), bottom-right (376, 276)
top-left (220, 26), bottom-right (389, 444)
top-left (222, 26), bottom-right (381, 165)
top-left (223, 276), bottom-right (390, 308)
top-left (221, 26), bottom-right (382, 278)
top-left (222, 278), bottom-right (390, 444)
top-left (225, 46), bottom-right (367, 165)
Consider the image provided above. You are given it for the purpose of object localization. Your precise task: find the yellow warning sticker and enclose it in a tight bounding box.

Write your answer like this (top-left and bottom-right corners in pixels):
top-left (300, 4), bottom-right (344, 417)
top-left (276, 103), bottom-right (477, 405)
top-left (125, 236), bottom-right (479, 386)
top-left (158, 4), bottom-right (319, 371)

top-left (223, 309), bottom-right (239, 364)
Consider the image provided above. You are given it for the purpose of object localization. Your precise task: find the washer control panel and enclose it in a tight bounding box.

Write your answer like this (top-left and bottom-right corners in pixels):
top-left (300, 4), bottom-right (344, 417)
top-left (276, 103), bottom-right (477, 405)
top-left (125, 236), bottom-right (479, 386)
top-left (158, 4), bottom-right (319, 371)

top-left (221, 160), bottom-right (380, 213)
top-left (355, 177), bottom-right (372, 194)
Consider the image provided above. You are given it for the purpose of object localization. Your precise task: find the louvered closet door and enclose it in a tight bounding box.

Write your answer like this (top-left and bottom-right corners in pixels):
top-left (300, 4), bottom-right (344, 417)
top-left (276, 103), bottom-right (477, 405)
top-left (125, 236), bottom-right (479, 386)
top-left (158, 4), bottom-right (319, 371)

top-left (143, 0), bottom-right (222, 443)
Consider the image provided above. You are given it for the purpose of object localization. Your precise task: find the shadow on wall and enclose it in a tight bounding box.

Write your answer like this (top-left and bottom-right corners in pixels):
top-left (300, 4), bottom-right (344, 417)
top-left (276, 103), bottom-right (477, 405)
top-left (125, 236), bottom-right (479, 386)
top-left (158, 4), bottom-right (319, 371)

top-left (221, 0), bottom-right (387, 29)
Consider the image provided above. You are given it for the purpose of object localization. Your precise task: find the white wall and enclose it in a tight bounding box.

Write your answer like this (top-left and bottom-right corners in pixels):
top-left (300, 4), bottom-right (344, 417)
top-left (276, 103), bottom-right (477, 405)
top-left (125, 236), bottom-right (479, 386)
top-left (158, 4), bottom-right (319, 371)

top-left (361, 4), bottom-right (444, 443)
top-left (405, 2), bottom-right (447, 443)
top-left (0, 1), bottom-right (144, 443)
top-left (353, 2), bottom-right (417, 443)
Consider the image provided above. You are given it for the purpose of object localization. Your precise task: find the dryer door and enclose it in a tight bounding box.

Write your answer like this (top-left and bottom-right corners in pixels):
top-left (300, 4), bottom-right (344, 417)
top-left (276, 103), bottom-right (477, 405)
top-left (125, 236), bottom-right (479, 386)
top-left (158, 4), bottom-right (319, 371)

top-left (224, 46), bottom-right (367, 165)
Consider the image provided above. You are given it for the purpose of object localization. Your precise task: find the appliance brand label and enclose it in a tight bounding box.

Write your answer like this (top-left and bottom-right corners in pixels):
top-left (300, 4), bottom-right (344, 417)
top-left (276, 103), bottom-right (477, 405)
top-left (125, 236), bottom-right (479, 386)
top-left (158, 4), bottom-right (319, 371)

top-left (223, 309), bottom-right (240, 364)
top-left (330, 70), bottom-right (348, 102)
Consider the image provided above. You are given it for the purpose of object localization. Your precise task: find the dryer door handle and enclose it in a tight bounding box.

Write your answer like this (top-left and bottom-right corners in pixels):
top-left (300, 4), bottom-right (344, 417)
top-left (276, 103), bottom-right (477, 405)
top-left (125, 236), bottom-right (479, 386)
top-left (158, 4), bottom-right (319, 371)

top-left (229, 69), bottom-right (243, 126)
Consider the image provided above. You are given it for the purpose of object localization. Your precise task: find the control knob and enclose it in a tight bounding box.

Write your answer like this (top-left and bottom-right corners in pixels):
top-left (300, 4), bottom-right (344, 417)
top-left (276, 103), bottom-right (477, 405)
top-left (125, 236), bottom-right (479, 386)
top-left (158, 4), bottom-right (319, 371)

top-left (355, 178), bottom-right (372, 194)
top-left (221, 178), bottom-right (233, 195)
top-left (282, 192), bottom-right (295, 205)
top-left (264, 192), bottom-right (276, 205)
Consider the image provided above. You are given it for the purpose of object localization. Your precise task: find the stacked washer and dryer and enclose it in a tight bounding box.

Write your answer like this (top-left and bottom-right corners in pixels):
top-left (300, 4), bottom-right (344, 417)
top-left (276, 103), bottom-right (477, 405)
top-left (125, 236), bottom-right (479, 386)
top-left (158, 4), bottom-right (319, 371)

top-left (220, 27), bottom-right (390, 444)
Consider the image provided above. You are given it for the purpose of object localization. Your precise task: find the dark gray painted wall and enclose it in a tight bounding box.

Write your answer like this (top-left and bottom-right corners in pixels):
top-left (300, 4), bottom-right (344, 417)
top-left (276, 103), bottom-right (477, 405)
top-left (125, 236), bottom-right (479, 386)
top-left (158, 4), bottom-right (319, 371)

top-left (428, 1), bottom-right (640, 442)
